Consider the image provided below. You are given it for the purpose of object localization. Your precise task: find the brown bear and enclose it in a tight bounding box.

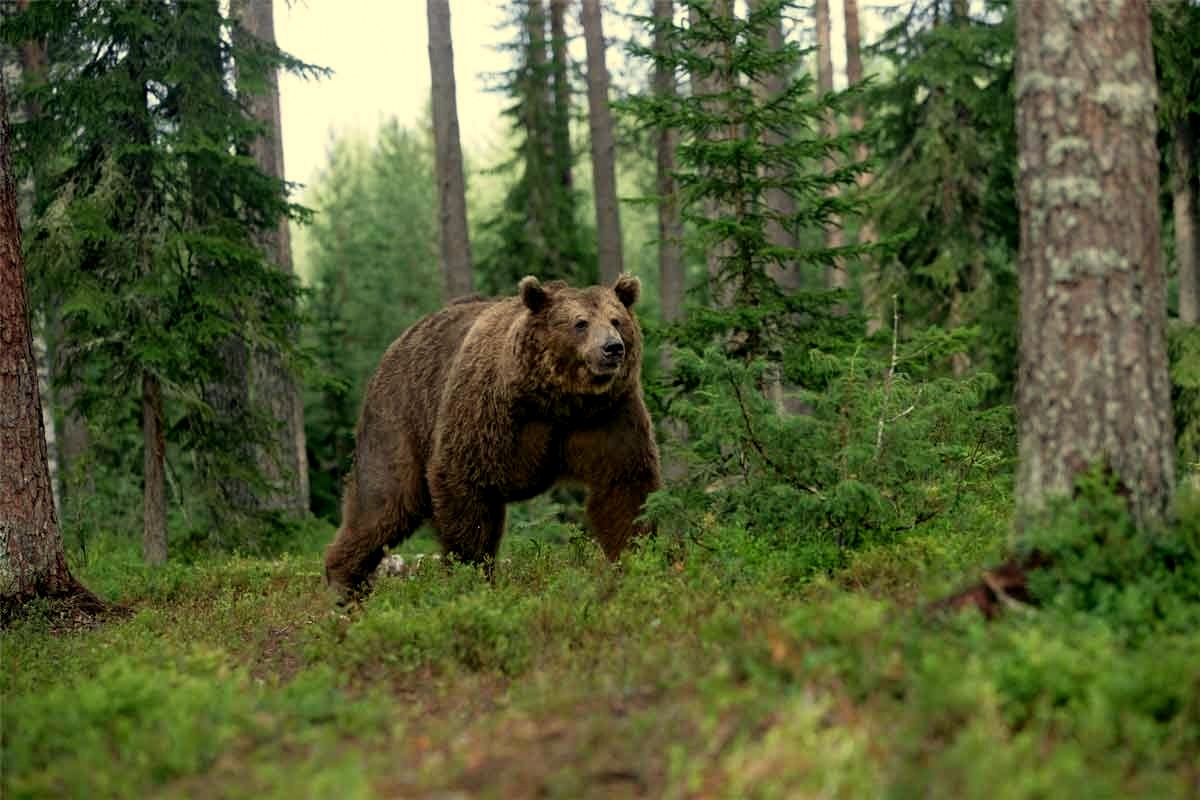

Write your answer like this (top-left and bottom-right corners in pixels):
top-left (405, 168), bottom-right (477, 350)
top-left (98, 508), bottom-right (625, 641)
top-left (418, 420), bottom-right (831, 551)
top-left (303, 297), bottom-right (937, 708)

top-left (323, 274), bottom-right (662, 597)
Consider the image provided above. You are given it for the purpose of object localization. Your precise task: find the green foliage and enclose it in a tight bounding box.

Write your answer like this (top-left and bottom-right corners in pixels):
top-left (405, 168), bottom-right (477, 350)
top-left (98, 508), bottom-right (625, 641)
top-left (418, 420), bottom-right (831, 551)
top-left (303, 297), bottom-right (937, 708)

top-left (5, 0), bottom-right (328, 541)
top-left (4, 493), bottom-right (1199, 797)
top-left (476, 0), bottom-right (597, 293)
top-left (1020, 471), bottom-right (1200, 633)
top-left (300, 123), bottom-right (442, 518)
top-left (1170, 323), bottom-right (1200, 477)
top-left (622, 1), bottom-right (1007, 564)
top-left (649, 324), bottom-right (1013, 557)
top-left (866, 0), bottom-right (1019, 393)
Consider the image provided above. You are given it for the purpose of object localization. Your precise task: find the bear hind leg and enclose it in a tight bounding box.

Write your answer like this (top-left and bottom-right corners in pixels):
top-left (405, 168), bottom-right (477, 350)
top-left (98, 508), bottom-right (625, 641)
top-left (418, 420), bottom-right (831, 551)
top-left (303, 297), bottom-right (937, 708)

top-left (324, 470), bottom-right (426, 598)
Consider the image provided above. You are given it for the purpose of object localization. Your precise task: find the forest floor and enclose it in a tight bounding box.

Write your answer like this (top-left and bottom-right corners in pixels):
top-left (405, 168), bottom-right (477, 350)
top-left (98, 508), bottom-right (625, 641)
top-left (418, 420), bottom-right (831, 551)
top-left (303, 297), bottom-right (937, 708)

top-left (4, 497), bottom-right (1199, 799)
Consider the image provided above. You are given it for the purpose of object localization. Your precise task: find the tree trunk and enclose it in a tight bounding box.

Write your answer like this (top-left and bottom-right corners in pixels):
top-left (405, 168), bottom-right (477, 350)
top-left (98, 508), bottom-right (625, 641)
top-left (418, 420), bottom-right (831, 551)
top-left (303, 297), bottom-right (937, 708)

top-left (142, 372), bottom-right (168, 565)
top-left (750, 0), bottom-right (799, 293)
top-left (654, 0), bottom-right (683, 327)
top-left (427, 0), bottom-right (475, 301)
top-left (1014, 0), bottom-right (1174, 529)
top-left (1174, 116), bottom-right (1198, 324)
top-left (0, 68), bottom-right (102, 620)
top-left (581, 0), bottom-right (624, 285)
top-left (15, 0), bottom-right (92, 506)
top-left (523, 0), bottom-right (554, 269)
top-left (690, 0), bottom-right (735, 306)
top-left (549, 0), bottom-right (574, 193)
top-left (815, 0), bottom-right (846, 290)
top-left (234, 0), bottom-right (310, 516)
top-left (845, 0), bottom-right (882, 332)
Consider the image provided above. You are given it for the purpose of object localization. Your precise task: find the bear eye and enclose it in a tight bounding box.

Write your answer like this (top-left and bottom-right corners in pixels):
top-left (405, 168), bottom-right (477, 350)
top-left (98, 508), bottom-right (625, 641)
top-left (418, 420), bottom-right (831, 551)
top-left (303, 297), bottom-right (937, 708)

top-left (610, 318), bottom-right (621, 328)
top-left (574, 319), bottom-right (588, 333)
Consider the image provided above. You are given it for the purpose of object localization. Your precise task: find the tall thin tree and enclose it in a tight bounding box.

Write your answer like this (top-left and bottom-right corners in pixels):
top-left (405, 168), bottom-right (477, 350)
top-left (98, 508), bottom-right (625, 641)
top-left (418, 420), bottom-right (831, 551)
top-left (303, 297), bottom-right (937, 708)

top-left (426, 0), bottom-right (475, 301)
top-left (750, 0), bottom-right (799, 293)
top-left (549, 0), bottom-right (574, 193)
top-left (0, 68), bottom-right (104, 619)
top-left (689, 0), bottom-right (735, 305)
top-left (581, 0), bottom-right (624, 285)
top-left (815, 0), bottom-right (846, 290)
top-left (235, 0), bottom-right (311, 515)
top-left (654, 0), bottom-right (683, 328)
top-left (844, 0), bottom-right (882, 332)
top-left (1014, 0), bottom-right (1174, 527)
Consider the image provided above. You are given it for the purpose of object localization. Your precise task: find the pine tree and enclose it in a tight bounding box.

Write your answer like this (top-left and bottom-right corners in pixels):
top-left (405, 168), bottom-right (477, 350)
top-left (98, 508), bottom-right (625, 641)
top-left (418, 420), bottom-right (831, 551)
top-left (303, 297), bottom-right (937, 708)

top-left (0, 66), bottom-right (104, 619)
top-left (581, 0), bottom-right (625, 285)
top-left (478, 0), bottom-right (594, 293)
top-left (234, 0), bottom-right (311, 516)
top-left (1015, 0), bottom-right (1174, 528)
top-left (652, 0), bottom-right (684, 328)
top-left (427, 0), bottom-right (475, 301)
top-left (6, 0), bottom-right (326, 559)
top-left (867, 0), bottom-right (1018, 388)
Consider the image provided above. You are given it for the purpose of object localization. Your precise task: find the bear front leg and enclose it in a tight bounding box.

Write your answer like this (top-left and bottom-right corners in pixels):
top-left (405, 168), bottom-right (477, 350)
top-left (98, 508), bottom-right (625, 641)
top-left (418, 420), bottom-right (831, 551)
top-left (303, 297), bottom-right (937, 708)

top-left (431, 489), bottom-right (508, 572)
top-left (585, 479), bottom-right (659, 560)
top-left (566, 406), bottom-right (663, 560)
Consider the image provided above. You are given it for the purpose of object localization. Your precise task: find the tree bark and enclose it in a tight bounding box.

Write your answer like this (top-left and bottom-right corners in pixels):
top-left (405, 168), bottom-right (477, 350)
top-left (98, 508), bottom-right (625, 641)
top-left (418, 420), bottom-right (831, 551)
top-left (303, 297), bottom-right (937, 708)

top-left (845, 0), bottom-right (882, 332)
top-left (427, 0), bottom-right (475, 301)
top-left (234, 0), bottom-right (310, 516)
top-left (1174, 116), bottom-right (1198, 324)
top-left (15, 0), bottom-right (92, 507)
top-left (690, 0), bottom-right (735, 306)
top-left (1014, 0), bottom-right (1174, 529)
top-left (815, 0), bottom-right (846, 290)
top-left (549, 0), bottom-right (574, 193)
top-left (0, 67), bottom-right (102, 620)
top-left (141, 372), bottom-right (167, 566)
top-left (581, 0), bottom-right (624, 285)
top-left (750, 0), bottom-right (799, 293)
top-left (654, 0), bottom-right (683, 327)
top-left (523, 0), bottom-right (554, 268)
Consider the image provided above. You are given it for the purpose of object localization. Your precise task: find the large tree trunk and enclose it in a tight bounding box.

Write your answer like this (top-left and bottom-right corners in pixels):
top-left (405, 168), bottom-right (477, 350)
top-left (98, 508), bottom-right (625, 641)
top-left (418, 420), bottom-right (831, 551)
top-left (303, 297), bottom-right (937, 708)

top-left (815, 0), bottom-right (846, 290)
top-left (234, 0), bottom-right (310, 516)
top-left (0, 68), bottom-right (102, 619)
top-left (1014, 0), bottom-right (1174, 529)
top-left (141, 372), bottom-right (168, 565)
top-left (750, 0), bottom-right (799, 293)
top-left (427, 0), bottom-right (475, 301)
top-left (1174, 116), bottom-right (1198, 324)
top-left (581, 0), bottom-right (624, 286)
top-left (15, 0), bottom-right (91, 507)
top-left (654, 0), bottom-right (683, 328)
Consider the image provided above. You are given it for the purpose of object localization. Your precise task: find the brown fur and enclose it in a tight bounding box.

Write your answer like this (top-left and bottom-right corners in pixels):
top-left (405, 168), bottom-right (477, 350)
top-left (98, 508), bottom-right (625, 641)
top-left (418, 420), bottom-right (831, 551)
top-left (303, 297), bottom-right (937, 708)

top-left (324, 274), bottom-right (662, 596)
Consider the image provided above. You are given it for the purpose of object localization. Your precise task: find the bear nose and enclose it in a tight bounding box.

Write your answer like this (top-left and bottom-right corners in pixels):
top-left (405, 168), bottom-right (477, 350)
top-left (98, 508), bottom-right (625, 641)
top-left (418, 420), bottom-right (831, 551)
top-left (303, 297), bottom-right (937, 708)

top-left (603, 338), bottom-right (624, 359)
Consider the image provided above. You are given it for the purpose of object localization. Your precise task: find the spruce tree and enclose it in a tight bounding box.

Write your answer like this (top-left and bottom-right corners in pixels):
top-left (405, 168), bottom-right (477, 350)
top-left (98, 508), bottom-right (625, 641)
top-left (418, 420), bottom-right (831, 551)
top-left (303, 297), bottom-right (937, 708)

top-left (478, 0), bottom-right (594, 293)
top-left (5, 0), bottom-right (326, 557)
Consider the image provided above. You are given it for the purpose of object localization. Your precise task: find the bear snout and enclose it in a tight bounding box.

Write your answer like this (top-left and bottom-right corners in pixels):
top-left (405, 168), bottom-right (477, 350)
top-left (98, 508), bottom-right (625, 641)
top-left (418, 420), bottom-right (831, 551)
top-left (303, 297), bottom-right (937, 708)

top-left (602, 338), bottom-right (625, 361)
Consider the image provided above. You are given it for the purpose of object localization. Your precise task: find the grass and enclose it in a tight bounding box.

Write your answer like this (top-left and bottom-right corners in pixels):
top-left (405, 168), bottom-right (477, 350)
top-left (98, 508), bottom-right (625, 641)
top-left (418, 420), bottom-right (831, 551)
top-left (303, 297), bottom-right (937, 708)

top-left (3, 493), bottom-right (1199, 799)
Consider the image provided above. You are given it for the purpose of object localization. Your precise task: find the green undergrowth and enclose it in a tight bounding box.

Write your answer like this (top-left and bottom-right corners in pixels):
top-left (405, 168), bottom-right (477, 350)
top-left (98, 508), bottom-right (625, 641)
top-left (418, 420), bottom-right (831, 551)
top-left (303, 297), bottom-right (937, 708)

top-left (3, 489), bottom-right (1199, 799)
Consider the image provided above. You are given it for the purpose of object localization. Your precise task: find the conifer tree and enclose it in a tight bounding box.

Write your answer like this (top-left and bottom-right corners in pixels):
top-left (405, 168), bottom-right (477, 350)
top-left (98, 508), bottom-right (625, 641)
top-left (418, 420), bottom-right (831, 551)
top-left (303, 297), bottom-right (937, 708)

top-left (867, 0), bottom-right (1018, 387)
top-left (0, 66), bottom-right (104, 618)
top-left (478, 0), bottom-right (594, 293)
top-left (5, 0), bottom-right (326, 559)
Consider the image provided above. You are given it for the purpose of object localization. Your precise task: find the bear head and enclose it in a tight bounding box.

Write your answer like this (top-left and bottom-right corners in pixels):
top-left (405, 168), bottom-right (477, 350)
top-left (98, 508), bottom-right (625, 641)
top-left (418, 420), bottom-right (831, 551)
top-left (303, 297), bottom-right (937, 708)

top-left (519, 273), bottom-right (644, 396)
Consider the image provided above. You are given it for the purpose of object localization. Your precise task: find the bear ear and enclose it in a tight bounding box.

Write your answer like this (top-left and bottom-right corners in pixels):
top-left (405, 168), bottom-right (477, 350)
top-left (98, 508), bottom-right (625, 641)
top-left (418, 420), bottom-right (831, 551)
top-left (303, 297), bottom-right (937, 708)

top-left (520, 275), bottom-right (548, 312)
top-left (613, 274), bottom-right (640, 309)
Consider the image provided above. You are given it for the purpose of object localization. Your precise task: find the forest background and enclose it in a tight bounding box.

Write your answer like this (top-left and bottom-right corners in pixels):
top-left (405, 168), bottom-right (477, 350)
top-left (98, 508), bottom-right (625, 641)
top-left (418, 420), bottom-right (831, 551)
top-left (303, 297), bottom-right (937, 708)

top-left (2, 0), bottom-right (1200, 796)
